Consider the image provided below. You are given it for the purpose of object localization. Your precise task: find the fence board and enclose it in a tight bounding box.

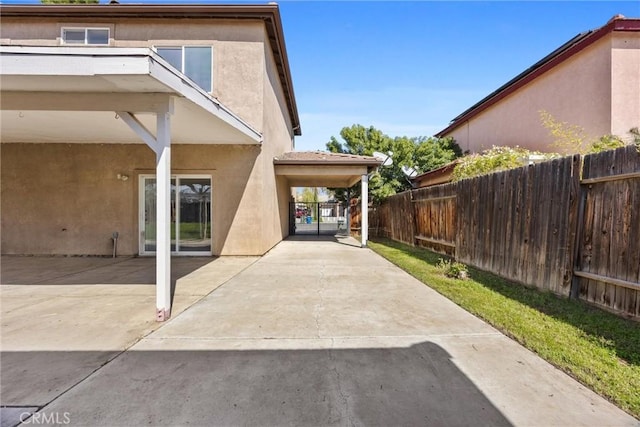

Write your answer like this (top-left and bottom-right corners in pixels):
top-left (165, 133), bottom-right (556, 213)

top-left (411, 184), bottom-right (456, 256)
top-left (370, 191), bottom-right (414, 246)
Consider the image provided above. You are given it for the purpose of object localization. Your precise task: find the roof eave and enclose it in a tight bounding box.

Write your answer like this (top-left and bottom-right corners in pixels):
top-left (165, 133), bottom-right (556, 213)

top-left (412, 159), bottom-right (460, 181)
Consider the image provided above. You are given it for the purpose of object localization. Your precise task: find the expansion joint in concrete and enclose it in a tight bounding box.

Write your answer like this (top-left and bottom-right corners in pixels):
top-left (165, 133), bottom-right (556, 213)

top-left (329, 341), bottom-right (355, 427)
top-left (313, 262), bottom-right (326, 339)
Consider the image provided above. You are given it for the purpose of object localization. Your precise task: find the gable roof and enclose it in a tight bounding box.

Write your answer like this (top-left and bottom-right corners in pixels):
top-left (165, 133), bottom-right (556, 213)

top-left (274, 151), bottom-right (380, 188)
top-left (0, 3), bottom-right (301, 136)
top-left (435, 15), bottom-right (640, 137)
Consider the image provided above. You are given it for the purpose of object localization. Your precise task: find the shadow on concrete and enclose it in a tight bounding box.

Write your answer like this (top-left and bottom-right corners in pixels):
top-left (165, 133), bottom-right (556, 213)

top-left (0, 256), bottom-right (213, 287)
top-left (285, 234), bottom-right (361, 248)
top-left (1, 341), bottom-right (511, 426)
top-left (0, 256), bottom-right (217, 315)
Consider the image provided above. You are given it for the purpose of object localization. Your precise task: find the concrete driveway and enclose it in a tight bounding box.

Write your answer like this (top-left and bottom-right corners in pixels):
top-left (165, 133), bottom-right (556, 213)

top-left (1, 237), bottom-right (638, 426)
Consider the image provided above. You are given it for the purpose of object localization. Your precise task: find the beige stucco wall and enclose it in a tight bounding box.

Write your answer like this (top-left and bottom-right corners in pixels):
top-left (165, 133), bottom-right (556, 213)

top-left (261, 28), bottom-right (296, 250)
top-left (0, 143), bottom-right (266, 256)
top-left (448, 34), bottom-right (619, 154)
top-left (1, 17), bottom-right (298, 256)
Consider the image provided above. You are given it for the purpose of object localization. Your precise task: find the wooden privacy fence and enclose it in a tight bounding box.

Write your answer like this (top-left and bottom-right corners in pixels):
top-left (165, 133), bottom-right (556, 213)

top-left (573, 146), bottom-right (640, 317)
top-left (364, 145), bottom-right (640, 319)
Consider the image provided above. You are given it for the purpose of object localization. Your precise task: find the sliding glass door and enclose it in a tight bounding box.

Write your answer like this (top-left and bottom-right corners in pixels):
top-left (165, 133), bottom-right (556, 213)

top-left (140, 175), bottom-right (212, 255)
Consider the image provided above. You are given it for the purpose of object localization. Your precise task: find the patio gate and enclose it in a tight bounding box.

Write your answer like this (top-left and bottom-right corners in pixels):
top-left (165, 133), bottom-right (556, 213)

top-left (290, 202), bottom-right (347, 236)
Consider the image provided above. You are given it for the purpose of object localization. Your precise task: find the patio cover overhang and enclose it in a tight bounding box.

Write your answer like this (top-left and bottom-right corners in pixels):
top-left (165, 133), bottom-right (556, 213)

top-left (0, 46), bottom-right (262, 321)
top-left (0, 46), bottom-right (261, 144)
top-left (274, 151), bottom-right (381, 247)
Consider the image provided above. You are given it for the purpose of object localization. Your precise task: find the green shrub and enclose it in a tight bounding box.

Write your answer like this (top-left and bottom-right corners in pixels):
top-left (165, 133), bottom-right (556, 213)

top-left (452, 146), bottom-right (558, 181)
top-left (436, 258), bottom-right (469, 279)
top-left (590, 134), bottom-right (626, 154)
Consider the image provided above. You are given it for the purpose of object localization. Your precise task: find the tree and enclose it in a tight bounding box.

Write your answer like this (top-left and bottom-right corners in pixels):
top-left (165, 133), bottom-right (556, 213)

top-left (326, 124), bottom-right (462, 203)
top-left (298, 187), bottom-right (320, 203)
top-left (412, 135), bottom-right (462, 172)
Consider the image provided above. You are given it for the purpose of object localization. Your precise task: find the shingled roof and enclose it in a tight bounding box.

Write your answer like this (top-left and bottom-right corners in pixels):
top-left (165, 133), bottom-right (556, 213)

top-left (274, 151), bottom-right (381, 166)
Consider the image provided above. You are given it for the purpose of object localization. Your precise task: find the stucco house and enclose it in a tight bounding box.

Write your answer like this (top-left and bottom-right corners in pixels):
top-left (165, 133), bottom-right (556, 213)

top-left (436, 15), bottom-right (640, 154)
top-left (0, 4), bottom-right (379, 320)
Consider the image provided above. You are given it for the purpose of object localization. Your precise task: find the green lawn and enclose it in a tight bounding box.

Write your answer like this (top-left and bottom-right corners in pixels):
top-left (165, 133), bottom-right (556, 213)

top-left (145, 222), bottom-right (210, 240)
top-left (368, 238), bottom-right (640, 419)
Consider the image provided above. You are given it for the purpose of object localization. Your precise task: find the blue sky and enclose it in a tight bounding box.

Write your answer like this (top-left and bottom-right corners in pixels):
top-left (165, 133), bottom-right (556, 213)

top-left (279, 1), bottom-right (640, 151)
top-left (3, 0), bottom-right (638, 150)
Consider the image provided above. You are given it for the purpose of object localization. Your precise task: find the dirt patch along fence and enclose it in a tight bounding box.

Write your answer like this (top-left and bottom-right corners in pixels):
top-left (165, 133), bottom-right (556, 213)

top-left (365, 145), bottom-right (640, 319)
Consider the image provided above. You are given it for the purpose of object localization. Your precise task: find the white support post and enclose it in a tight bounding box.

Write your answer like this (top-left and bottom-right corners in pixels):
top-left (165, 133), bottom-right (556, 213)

top-left (116, 99), bottom-right (174, 322)
top-left (361, 175), bottom-right (368, 247)
top-left (346, 188), bottom-right (351, 236)
top-left (155, 104), bottom-right (172, 322)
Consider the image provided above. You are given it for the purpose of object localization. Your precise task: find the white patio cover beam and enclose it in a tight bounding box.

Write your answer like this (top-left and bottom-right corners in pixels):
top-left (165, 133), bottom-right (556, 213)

top-left (361, 174), bottom-right (368, 247)
top-left (3, 92), bottom-right (173, 113)
top-left (116, 111), bottom-right (162, 154)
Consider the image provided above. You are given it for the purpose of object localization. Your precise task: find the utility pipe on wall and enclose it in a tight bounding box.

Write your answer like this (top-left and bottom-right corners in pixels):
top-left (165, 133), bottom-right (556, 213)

top-left (112, 231), bottom-right (119, 258)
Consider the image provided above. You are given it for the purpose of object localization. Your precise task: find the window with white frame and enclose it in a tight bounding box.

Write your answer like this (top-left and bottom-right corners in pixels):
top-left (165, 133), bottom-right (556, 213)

top-left (156, 46), bottom-right (213, 92)
top-left (61, 27), bottom-right (110, 45)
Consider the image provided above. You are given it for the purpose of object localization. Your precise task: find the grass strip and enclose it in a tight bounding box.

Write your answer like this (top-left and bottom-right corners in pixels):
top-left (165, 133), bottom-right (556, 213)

top-left (368, 238), bottom-right (640, 419)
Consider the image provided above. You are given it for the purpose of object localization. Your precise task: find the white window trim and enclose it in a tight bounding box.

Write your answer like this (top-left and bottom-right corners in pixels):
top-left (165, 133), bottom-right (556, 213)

top-left (61, 27), bottom-right (110, 46)
top-left (154, 45), bottom-right (214, 92)
top-left (139, 174), bottom-right (213, 257)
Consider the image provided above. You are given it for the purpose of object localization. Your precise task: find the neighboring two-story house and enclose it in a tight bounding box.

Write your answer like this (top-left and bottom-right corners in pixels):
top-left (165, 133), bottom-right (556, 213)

top-left (436, 15), bottom-right (640, 154)
top-left (0, 4), bottom-right (379, 320)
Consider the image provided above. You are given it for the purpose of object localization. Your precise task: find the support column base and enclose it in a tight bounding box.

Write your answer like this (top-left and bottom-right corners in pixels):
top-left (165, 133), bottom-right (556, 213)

top-left (156, 308), bottom-right (171, 322)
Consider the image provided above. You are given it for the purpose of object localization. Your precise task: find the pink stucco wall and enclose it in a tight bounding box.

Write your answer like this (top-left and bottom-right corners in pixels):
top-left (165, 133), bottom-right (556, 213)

top-left (448, 31), bottom-right (639, 154)
top-left (611, 32), bottom-right (640, 139)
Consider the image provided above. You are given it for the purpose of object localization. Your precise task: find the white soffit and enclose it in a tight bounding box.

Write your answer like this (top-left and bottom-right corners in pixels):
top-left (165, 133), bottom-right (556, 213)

top-left (0, 46), bottom-right (262, 145)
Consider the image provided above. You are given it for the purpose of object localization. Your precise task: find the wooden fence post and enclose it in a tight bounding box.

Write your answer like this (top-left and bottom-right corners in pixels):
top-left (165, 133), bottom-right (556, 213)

top-left (410, 189), bottom-right (417, 246)
top-left (454, 181), bottom-right (461, 261)
top-left (568, 154), bottom-right (584, 299)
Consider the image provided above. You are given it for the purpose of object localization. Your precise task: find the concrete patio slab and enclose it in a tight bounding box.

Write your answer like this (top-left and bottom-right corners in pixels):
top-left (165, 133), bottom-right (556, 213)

top-left (0, 255), bottom-right (258, 408)
top-left (2, 238), bottom-right (638, 426)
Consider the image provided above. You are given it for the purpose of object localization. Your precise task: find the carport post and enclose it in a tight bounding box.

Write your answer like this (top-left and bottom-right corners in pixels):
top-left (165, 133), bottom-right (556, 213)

top-left (155, 105), bottom-right (172, 321)
top-left (361, 174), bottom-right (368, 247)
top-left (346, 188), bottom-right (351, 236)
top-left (116, 101), bottom-right (173, 321)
